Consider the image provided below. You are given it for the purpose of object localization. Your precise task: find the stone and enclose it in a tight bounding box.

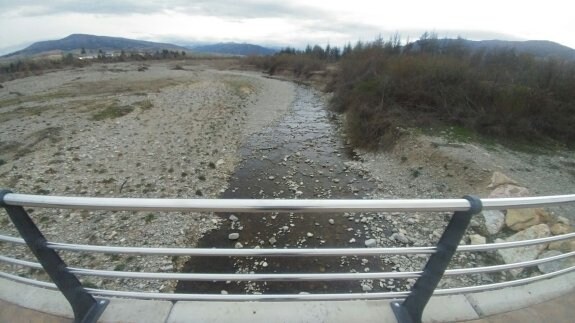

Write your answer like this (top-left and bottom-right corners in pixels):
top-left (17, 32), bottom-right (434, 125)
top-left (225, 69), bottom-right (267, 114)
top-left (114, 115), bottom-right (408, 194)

top-left (229, 215), bottom-right (239, 222)
top-left (469, 234), bottom-right (486, 245)
top-left (548, 240), bottom-right (575, 253)
top-left (557, 216), bottom-right (570, 225)
top-left (488, 184), bottom-right (530, 198)
top-left (234, 242), bottom-right (243, 249)
top-left (391, 233), bottom-right (409, 244)
top-left (364, 239), bottom-right (377, 247)
top-left (228, 233), bottom-right (240, 240)
top-left (550, 223), bottom-right (572, 235)
top-left (487, 171), bottom-right (518, 188)
top-left (307, 232), bottom-right (314, 238)
top-left (537, 250), bottom-right (575, 274)
top-left (215, 159), bottom-right (225, 167)
top-left (328, 219), bottom-right (335, 225)
top-left (269, 237), bottom-right (277, 245)
top-left (480, 210), bottom-right (505, 235)
top-left (505, 208), bottom-right (541, 231)
top-left (496, 224), bottom-right (550, 277)
top-left (268, 176), bottom-right (275, 180)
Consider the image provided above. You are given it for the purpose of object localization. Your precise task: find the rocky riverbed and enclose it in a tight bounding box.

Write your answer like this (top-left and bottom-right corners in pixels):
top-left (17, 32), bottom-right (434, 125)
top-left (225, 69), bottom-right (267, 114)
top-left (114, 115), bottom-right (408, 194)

top-left (0, 60), bottom-right (574, 295)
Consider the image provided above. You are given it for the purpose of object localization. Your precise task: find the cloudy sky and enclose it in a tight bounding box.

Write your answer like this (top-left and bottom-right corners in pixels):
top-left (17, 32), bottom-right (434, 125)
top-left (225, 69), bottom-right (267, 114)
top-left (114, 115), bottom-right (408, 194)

top-left (1, 0), bottom-right (574, 54)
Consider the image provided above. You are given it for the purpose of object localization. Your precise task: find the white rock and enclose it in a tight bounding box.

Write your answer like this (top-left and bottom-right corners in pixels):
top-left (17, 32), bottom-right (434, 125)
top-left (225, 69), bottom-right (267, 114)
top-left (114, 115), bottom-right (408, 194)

top-left (269, 237), bottom-right (277, 245)
top-left (488, 184), bottom-right (530, 198)
top-left (228, 233), bottom-right (240, 240)
top-left (391, 233), bottom-right (409, 244)
top-left (328, 219), bottom-right (335, 225)
top-left (469, 234), bottom-right (486, 245)
top-left (487, 171), bottom-right (518, 188)
top-left (229, 214), bottom-right (239, 222)
top-left (537, 250), bottom-right (575, 274)
top-left (268, 176), bottom-right (275, 180)
top-left (481, 210), bottom-right (505, 235)
top-left (216, 159), bottom-right (225, 167)
top-left (364, 239), bottom-right (377, 247)
top-left (306, 232), bottom-right (314, 238)
top-left (234, 242), bottom-right (243, 249)
top-left (496, 224), bottom-right (550, 277)
top-left (349, 238), bottom-right (356, 243)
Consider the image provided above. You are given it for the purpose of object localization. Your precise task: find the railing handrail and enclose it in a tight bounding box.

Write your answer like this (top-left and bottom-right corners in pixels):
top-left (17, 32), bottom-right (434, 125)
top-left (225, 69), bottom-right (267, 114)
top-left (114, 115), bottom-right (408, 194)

top-left (2, 190), bottom-right (575, 323)
top-left (3, 192), bottom-right (575, 212)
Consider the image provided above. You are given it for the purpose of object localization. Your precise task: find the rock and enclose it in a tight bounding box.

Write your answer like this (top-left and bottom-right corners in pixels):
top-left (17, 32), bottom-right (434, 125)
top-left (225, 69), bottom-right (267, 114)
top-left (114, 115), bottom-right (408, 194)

top-left (557, 216), bottom-right (570, 225)
top-left (537, 250), bottom-right (575, 274)
top-left (505, 208), bottom-right (541, 231)
top-left (496, 224), bottom-right (550, 277)
top-left (550, 223), bottom-right (572, 235)
top-left (480, 210), bottom-right (505, 235)
top-left (488, 184), bottom-right (530, 198)
top-left (469, 234), bottom-right (486, 245)
top-left (391, 233), bottom-right (409, 244)
top-left (333, 179), bottom-right (340, 183)
top-left (268, 176), bottom-right (275, 180)
top-left (306, 232), bottom-right (314, 238)
top-left (234, 242), bottom-right (243, 248)
top-left (488, 171), bottom-right (518, 188)
top-left (228, 233), bottom-right (240, 240)
top-left (349, 238), bottom-right (356, 243)
top-left (364, 239), bottom-right (377, 247)
top-left (328, 219), bottom-right (335, 225)
top-left (269, 237), bottom-right (277, 245)
top-left (215, 159), bottom-right (225, 167)
top-left (229, 215), bottom-right (239, 222)
top-left (548, 240), bottom-right (575, 253)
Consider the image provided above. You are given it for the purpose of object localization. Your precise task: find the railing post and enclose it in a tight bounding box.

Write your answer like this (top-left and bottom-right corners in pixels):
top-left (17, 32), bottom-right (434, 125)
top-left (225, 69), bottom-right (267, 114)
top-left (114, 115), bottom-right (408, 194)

top-left (391, 195), bottom-right (482, 323)
top-left (0, 190), bottom-right (108, 323)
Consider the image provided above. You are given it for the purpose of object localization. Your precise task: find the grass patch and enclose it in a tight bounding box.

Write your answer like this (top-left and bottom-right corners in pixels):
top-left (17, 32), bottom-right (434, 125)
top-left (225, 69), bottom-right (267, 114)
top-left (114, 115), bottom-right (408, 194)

top-left (92, 102), bottom-right (134, 120)
top-left (135, 99), bottom-right (153, 111)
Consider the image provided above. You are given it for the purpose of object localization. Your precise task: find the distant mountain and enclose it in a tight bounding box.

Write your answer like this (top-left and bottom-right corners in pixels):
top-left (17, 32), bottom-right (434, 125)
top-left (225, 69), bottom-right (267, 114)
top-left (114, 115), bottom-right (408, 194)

top-left (3, 34), bottom-right (188, 58)
top-left (189, 42), bottom-right (277, 56)
top-left (410, 38), bottom-right (575, 61)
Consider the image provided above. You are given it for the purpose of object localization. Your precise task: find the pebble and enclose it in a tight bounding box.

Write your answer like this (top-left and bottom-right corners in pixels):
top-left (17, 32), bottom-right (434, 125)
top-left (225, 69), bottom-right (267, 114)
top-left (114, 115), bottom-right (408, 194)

top-left (229, 215), bottom-right (239, 222)
top-left (235, 242), bottom-right (243, 248)
top-left (268, 176), bottom-right (275, 180)
top-left (364, 238), bottom-right (377, 247)
top-left (228, 233), bottom-right (240, 240)
top-left (307, 232), bottom-right (314, 238)
top-left (328, 219), bottom-right (335, 225)
top-left (269, 237), bottom-right (277, 245)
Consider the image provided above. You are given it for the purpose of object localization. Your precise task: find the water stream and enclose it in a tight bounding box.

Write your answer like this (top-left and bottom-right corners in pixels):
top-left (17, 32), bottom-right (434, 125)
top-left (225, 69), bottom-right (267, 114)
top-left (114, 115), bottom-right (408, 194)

top-left (176, 86), bottom-right (391, 294)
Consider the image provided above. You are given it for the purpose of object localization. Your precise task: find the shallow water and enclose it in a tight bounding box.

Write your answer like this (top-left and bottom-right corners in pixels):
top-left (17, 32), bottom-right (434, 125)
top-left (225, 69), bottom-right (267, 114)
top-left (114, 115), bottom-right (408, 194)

top-left (176, 86), bottom-right (391, 294)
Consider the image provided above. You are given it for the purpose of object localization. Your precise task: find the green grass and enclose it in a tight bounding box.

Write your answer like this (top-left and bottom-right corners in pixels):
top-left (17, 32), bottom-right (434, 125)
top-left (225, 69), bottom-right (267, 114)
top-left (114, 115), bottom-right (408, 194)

top-left (91, 102), bottom-right (134, 120)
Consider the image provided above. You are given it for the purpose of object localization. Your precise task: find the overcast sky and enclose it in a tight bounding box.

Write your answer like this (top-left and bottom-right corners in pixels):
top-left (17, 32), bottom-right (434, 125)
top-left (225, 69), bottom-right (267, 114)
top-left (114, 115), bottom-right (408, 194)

top-left (1, 0), bottom-right (574, 54)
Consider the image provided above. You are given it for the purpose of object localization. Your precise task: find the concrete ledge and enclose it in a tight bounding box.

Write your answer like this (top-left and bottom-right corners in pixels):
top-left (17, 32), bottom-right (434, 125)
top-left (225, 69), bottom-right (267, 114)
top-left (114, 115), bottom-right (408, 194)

top-left (465, 271), bottom-right (575, 317)
top-left (1, 273), bottom-right (574, 323)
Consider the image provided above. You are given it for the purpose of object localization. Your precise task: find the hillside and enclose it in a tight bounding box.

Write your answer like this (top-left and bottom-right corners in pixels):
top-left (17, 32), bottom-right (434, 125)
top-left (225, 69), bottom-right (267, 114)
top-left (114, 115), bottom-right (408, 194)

top-left (3, 34), bottom-right (188, 57)
top-left (189, 42), bottom-right (277, 56)
top-left (410, 38), bottom-right (575, 61)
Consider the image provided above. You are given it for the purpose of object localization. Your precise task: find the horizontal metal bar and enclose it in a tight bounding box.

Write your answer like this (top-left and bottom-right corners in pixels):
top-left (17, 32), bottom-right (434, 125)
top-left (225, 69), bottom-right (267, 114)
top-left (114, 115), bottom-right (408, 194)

top-left (0, 271), bottom-right (57, 290)
top-left (2, 193), bottom-right (471, 212)
top-left (457, 232), bottom-right (575, 252)
top-left (435, 265), bottom-right (575, 295)
top-left (2, 232), bottom-right (574, 259)
top-left (69, 268), bottom-right (422, 281)
top-left (0, 234), bottom-right (26, 245)
top-left (1, 265), bottom-right (573, 302)
top-left (446, 250), bottom-right (575, 275)
top-left (3, 250), bottom-right (572, 283)
top-left (0, 255), bottom-right (43, 269)
top-left (83, 266), bottom-right (575, 301)
top-left (3, 193), bottom-right (575, 212)
top-left (46, 242), bottom-right (437, 256)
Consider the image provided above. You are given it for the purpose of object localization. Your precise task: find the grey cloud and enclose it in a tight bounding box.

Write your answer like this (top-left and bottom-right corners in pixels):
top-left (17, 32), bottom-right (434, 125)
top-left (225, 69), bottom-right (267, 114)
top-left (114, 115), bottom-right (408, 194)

top-left (0, 0), bottom-right (328, 19)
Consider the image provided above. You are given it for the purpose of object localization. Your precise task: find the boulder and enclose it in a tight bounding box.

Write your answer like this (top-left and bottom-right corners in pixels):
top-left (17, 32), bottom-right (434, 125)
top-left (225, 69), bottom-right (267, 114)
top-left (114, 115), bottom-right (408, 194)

top-left (488, 184), bottom-right (530, 198)
top-left (548, 240), bottom-right (575, 253)
top-left (469, 234), bottom-right (486, 245)
top-left (550, 223), bottom-right (572, 235)
top-left (537, 250), bottom-right (575, 274)
top-left (505, 208), bottom-right (541, 231)
top-left (480, 210), bottom-right (505, 235)
top-left (496, 224), bottom-right (550, 277)
top-left (487, 171), bottom-right (518, 188)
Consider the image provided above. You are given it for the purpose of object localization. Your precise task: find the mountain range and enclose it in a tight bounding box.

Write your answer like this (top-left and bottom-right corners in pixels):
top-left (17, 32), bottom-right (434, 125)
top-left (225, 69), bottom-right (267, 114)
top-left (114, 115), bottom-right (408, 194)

top-left (3, 34), bottom-right (575, 61)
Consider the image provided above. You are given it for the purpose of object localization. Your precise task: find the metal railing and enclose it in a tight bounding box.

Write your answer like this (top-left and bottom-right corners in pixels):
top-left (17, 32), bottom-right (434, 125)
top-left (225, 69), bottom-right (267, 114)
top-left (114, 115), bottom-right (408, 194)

top-left (1, 189), bottom-right (574, 323)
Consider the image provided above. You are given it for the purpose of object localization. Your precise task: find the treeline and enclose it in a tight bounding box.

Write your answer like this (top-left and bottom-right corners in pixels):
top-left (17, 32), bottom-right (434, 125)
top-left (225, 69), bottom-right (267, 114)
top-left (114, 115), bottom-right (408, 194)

top-left (248, 34), bottom-right (575, 148)
top-left (0, 49), bottom-right (187, 82)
